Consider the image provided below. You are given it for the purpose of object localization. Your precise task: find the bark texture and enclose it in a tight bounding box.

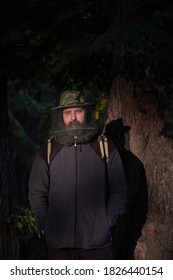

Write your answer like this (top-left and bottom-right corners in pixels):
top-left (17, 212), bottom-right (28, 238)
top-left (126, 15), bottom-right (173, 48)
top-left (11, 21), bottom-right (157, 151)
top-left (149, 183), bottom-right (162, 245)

top-left (107, 76), bottom-right (173, 259)
top-left (0, 69), bottom-right (17, 259)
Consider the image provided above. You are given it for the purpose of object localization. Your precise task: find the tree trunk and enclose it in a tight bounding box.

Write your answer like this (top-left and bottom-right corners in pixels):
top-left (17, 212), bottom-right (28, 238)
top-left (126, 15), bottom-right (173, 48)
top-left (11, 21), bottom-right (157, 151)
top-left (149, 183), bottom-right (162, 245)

top-left (0, 59), bottom-right (17, 259)
top-left (107, 76), bottom-right (173, 259)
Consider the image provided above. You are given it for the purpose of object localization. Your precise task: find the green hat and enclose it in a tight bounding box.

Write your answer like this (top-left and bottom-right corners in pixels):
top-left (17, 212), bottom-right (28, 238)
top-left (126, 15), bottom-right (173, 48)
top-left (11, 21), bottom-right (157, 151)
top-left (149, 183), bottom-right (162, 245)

top-left (53, 90), bottom-right (95, 110)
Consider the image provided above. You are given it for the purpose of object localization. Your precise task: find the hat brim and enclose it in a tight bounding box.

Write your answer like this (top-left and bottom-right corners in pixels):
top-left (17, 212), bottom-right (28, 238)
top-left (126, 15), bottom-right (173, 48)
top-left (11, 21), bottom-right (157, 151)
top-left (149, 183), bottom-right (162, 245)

top-left (124, 125), bottom-right (131, 132)
top-left (51, 103), bottom-right (96, 110)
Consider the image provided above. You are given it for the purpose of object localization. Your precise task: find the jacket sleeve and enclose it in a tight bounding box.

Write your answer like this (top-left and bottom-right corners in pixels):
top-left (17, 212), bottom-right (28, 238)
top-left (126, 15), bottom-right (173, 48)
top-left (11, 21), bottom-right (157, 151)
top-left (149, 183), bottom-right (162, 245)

top-left (28, 152), bottom-right (49, 229)
top-left (107, 148), bottom-right (127, 228)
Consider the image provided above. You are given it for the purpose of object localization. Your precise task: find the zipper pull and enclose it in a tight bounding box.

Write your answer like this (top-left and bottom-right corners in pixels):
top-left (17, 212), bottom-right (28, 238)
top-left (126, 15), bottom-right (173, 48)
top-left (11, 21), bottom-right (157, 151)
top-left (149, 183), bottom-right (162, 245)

top-left (74, 136), bottom-right (78, 147)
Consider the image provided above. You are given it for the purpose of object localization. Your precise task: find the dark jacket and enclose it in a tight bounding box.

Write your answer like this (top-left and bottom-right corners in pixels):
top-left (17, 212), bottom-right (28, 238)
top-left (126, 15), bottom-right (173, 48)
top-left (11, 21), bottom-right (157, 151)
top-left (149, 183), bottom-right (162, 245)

top-left (28, 138), bottom-right (127, 249)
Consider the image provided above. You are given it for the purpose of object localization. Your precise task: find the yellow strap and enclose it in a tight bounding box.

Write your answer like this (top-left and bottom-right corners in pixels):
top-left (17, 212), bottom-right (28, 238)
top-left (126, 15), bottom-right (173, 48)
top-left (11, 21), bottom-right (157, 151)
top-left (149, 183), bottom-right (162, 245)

top-left (99, 139), bottom-right (104, 159)
top-left (104, 137), bottom-right (109, 163)
top-left (99, 135), bottom-right (109, 163)
top-left (47, 139), bottom-right (51, 165)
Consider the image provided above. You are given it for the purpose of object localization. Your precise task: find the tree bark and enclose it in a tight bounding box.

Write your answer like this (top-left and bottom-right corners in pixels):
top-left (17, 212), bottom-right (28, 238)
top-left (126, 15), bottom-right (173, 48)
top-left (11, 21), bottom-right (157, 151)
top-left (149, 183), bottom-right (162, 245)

top-left (107, 76), bottom-right (173, 259)
top-left (0, 53), bottom-right (17, 259)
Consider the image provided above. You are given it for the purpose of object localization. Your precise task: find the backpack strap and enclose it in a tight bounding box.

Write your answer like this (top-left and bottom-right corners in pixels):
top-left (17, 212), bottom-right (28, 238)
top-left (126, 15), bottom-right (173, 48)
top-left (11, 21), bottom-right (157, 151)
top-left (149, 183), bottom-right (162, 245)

top-left (47, 138), bottom-right (52, 165)
top-left (98, 134), bottom-right (110, 204)
top-left (38, 137), bottom-right (63, 166)
top-left (98, 134), bottom-right (109, 163)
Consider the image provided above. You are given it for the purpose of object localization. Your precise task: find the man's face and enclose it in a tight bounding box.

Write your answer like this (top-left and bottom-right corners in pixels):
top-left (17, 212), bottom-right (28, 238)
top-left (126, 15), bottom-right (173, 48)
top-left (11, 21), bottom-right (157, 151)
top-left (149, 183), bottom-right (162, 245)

top-left (63, 107), bottom-right (86, 128)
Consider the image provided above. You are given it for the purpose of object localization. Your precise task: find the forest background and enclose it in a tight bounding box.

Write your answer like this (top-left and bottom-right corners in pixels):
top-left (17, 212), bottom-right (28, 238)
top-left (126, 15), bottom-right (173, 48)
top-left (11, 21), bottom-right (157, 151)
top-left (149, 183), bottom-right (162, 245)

top-left (0, 0), bottom-right (173, 259)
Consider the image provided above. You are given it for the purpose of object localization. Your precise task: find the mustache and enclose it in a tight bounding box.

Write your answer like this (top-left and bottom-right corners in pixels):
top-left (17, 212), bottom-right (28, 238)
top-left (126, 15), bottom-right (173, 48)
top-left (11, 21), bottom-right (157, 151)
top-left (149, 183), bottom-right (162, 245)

top-left (66, 120), bottom-right (83, 128)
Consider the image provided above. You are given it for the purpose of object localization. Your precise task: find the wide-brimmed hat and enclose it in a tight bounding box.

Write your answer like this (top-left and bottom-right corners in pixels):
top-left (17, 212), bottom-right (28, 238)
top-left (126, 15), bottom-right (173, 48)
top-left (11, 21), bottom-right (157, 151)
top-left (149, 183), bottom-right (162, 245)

top-left (106, 118), bottom-right (131, 134)
top-left (52, 90), bottom-right (95, 110)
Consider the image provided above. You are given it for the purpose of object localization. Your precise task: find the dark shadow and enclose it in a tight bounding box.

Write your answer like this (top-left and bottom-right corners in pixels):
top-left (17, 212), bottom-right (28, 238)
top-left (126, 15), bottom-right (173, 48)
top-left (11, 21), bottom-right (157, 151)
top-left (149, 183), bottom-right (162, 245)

top-left (19, 235), bottom-right (47, 260)
top-left (105, 118), bottom-right (148, 259)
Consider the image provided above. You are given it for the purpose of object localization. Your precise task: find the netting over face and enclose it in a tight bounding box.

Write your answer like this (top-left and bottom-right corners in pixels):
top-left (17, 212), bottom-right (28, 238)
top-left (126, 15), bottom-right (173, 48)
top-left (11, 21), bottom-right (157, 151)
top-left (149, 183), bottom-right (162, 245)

top-left (51, 105), bottom-right (99, 146)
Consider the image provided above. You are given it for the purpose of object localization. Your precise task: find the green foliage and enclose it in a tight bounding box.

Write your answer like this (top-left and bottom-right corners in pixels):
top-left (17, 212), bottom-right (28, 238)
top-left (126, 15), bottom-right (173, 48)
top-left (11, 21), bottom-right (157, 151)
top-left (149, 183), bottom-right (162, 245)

top-left (1, 0), bottom-right (172, 91)
top-left (3, 0), bottom-right (173, 145)
top-left (8, 80), bottom-right (57, 145)
top-left (6, 208), bottom-right (43, 241)
top-left (1, 0), bottom-right (173, 139)
top-left (95, 91), bottom-right (108, 120)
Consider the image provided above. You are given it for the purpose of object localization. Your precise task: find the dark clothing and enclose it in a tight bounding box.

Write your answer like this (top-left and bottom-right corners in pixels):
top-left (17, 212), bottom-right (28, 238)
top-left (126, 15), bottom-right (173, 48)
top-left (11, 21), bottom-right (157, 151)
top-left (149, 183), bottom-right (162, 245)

top-left (48, 246), bottom-right (114, 260)
top-left (28, 138), bottom-right (127, 252)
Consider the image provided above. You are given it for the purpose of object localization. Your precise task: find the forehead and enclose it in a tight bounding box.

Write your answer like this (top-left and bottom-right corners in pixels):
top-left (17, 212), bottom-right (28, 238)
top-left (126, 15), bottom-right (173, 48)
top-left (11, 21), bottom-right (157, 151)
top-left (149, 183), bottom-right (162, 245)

top-left (63, 107), bottom-right (85, 112)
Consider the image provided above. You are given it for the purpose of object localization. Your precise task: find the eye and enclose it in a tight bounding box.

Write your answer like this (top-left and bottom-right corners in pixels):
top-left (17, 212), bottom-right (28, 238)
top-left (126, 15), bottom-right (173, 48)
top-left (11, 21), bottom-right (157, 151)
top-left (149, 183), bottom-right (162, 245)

top-left (64, 110), bottom-right (71, 115)
top-left (76, 108), bottom-right (83, 114)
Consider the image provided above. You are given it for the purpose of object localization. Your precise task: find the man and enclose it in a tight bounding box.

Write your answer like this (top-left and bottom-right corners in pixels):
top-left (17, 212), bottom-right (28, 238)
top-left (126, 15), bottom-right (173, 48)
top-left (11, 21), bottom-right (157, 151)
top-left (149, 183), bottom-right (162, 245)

top-left (28, 90), bottom-right (127, 260)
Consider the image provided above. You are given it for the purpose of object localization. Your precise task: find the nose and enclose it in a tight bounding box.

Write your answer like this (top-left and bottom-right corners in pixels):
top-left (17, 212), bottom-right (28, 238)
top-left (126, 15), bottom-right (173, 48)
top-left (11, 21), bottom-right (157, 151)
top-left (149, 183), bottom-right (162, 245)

top-left (71, 110), bottom-right (77, 121)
